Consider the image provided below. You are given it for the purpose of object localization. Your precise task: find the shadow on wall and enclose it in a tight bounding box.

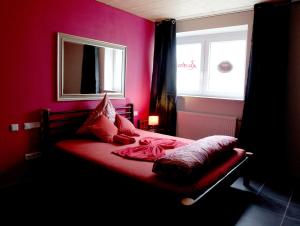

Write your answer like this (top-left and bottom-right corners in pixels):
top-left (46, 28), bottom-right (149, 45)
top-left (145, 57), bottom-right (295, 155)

top-left (1, 109), bottom-right (43, 187)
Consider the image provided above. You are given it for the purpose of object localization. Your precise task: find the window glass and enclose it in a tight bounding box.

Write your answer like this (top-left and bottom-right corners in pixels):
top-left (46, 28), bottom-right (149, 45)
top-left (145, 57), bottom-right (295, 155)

top-left (177, 43), bottom-right (202, 95)
top-left (206, 40), bottom-right (246, 99)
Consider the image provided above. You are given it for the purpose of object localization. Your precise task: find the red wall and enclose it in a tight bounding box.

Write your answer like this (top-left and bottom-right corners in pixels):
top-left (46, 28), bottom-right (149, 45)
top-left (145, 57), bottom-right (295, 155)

top-left (0, 0), bottom-right (154, 175)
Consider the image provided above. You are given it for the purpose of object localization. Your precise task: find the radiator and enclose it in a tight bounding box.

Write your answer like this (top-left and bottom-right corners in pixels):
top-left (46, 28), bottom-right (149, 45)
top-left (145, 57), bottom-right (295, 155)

top-left (177, 111), bottom-right (237, 139)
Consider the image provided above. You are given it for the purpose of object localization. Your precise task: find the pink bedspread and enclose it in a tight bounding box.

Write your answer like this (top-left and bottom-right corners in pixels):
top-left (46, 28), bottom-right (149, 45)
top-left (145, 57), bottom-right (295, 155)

top-left (112, 137), bottom-right (187, 161)
top-left (55, 129), bottom-right (246, 195)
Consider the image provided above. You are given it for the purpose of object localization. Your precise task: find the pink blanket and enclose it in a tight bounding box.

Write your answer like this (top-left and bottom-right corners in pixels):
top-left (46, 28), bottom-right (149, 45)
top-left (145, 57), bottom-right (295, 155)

top-left (112, 137), bottom-right (187, 161)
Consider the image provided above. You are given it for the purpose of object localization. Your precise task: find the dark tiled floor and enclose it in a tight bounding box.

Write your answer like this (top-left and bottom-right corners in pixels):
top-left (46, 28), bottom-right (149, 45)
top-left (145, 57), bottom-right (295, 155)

top-left (283, 217), bottom-right (300, 226)
top-left (0, 175), bottom-right (300, 225)
top-left (230, 178), bottom-right (300, 226)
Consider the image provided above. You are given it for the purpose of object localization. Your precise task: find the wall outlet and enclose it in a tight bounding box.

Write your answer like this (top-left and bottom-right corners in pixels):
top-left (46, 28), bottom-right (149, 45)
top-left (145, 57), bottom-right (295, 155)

top-left (24, 122), bottom-right (41, 130)
top-left (25, 152), bottom-right (42, 160)
top-left (10, 124), bottom-right (19, 132)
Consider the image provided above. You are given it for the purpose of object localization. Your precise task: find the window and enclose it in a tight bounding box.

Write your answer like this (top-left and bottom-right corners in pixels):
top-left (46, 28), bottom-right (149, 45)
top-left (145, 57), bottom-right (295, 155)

top-left (176, 25), bottom-right (248, 100)
top-left (104, 48), bottom-right (123, 92)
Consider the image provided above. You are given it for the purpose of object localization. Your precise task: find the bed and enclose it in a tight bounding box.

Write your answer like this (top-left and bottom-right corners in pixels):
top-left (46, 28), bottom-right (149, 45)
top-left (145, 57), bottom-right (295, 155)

top-left (41, 103), bottom-right (251, 206)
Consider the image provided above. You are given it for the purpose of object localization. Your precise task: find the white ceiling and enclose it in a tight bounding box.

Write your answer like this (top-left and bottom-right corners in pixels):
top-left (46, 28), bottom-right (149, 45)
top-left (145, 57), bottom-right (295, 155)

top-left (96, 0), bottom-right (274, 21)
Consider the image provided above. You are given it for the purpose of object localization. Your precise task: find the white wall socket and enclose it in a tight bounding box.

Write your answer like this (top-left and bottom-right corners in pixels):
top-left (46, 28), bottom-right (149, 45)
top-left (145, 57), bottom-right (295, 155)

top-left (24, 122), bottom-right (40, 130)
top-left (10, 124), bottom-right (19, 132)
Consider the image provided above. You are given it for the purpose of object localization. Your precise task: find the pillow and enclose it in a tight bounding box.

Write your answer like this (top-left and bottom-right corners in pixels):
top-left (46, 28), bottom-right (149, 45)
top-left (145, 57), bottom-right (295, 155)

top-left (77, 94), bottom-right (116, 135)
top-left (103, 98), bottom-right (116, 123)
top-left (152, 135), bottom-right (237, 180)
top-left (88, 115), bottom-right (118, 143)
top-left (115, 114), bottom-right (139, 136)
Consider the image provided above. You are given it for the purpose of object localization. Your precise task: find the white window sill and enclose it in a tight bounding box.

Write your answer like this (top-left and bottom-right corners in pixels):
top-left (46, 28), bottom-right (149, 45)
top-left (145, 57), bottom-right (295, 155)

top-left (177, 94), bottom-right (244, 102)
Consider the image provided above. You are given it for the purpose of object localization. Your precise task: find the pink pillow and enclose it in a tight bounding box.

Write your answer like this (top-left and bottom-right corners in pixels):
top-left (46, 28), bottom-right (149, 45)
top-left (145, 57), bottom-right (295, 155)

top-left (115, 114), bottom-right (139, 136)
top-left (77, 94), bottom-right (116, 135)
top-left (88, 115), bottom-right (118, 143)
top-left (152, 135), bottom-right (237, 180)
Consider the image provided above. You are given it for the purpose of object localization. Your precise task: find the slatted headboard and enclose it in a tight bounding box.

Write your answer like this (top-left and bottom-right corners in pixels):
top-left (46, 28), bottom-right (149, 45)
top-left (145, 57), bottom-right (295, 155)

top-left (40, 103), bottom-right (134, 150)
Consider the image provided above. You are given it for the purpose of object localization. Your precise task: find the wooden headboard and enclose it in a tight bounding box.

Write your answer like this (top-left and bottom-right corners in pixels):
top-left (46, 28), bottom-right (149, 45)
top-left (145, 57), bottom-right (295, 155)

top-left (40, 103), bottom-right (134, 150)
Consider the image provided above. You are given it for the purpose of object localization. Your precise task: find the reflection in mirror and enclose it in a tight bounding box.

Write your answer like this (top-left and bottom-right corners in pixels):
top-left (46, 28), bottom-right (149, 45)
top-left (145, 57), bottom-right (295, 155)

top-left (57, 33), bottom-right (126, 101)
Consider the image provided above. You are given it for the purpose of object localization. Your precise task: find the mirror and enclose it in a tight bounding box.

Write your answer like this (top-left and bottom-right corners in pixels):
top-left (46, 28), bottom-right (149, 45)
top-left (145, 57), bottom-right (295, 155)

top-left (57, 32), bottom-right (126, 101)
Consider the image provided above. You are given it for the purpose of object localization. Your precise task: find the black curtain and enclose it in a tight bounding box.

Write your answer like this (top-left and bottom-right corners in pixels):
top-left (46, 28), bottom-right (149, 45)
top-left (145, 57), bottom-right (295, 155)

top-left (150, 19), bottom-right (177, 135)
top-left (239, 2), bottom-right (290, 177)
top-left (81, 45), bottom-right (100, 94)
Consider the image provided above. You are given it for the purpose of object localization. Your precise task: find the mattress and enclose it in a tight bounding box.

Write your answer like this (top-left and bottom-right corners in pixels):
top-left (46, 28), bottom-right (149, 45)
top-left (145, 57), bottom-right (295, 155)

top-left (55, 129), bottom-right (246, 196)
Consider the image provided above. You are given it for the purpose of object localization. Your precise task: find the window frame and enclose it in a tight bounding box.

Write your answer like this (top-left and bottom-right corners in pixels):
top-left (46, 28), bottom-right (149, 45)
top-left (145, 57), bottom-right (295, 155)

top-left (176, 29), bottom-right (248, 100)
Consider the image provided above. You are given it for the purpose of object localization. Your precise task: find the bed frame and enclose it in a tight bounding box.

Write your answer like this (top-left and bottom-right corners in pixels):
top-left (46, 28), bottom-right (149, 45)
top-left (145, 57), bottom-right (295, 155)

top-left (41, 103), bottom-right (134, 150)
top-left (40, 103), bottom-right (252, 206)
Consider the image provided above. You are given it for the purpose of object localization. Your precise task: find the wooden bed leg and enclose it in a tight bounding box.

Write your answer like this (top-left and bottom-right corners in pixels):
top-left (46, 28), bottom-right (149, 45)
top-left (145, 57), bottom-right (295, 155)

top-left (181, 198), bottom-right (197, 206)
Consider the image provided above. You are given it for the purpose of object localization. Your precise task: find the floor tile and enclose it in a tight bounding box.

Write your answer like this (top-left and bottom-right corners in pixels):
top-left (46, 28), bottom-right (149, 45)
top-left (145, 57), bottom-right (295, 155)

top-left (235, 205), bottom-right (283, 226)
top-left (232, 178), bottom-right (290, 215)
top-left (282, 217), bottom-right (300, 226)
top-left (260, 181), bottom-right (293, 203)
top-left (287, 202), bottom-right (300, 220)
top-left (231, 177), bottom-right (264, 194)
top-left (255, 194), bottom-right (289, 215)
